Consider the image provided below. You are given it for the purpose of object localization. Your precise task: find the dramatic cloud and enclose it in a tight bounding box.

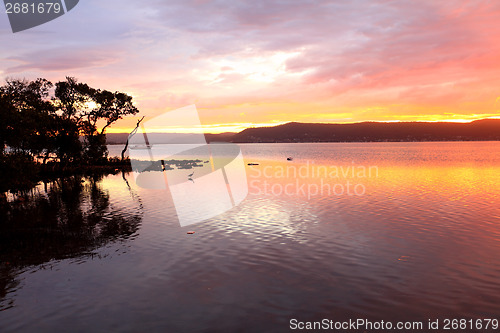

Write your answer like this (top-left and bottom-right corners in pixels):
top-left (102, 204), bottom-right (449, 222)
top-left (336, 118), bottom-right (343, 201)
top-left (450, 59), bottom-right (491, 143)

top-left (2, 0), bottom-right (500, 132)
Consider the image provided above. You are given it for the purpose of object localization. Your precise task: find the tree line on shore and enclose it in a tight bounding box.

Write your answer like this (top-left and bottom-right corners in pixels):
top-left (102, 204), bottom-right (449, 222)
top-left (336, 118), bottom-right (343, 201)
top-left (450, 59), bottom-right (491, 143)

top-left (0, 77), bottom-right (139, 192)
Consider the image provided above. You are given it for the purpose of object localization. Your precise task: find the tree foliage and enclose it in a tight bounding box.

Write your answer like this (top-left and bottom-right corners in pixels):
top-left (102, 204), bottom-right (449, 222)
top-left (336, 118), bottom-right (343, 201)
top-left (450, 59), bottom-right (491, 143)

top-left (0, 77), bottom-right (139, 192)
top-left (54, 77), bottom-right (139, 162)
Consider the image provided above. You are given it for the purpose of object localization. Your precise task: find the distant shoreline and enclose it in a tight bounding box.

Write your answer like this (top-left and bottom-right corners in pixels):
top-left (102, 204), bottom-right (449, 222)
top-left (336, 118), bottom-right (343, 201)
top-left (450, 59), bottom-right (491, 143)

top-left (107, 119), bottom-right (500, 144)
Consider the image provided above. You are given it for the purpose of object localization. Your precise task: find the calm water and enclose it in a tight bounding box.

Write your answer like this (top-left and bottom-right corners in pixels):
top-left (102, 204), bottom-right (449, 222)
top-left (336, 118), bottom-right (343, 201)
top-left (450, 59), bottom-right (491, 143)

top-left (1, 142), bottom-right (500, 332)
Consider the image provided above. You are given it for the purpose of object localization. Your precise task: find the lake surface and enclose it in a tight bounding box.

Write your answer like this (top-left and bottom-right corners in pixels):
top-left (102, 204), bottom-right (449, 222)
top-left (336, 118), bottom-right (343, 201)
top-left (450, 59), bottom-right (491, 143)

top-left (1, 142), bottom-right (500, 332)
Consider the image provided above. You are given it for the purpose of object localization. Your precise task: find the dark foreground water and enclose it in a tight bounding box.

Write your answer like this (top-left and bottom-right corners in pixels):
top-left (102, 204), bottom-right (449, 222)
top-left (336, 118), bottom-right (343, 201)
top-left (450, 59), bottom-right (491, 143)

top-left (1, 142), bottom-right (500, 332)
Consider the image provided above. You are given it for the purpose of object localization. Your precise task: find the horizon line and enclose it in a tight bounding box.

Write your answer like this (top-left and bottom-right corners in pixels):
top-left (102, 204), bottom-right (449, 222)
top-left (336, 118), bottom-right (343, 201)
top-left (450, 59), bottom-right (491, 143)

top-left (106, 117), bottom-right (500, 135)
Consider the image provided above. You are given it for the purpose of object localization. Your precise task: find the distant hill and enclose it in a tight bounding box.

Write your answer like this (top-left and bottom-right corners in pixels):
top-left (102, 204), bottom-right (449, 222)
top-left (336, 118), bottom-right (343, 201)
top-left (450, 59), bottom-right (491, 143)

top-left (106, 133), bottom-right (130, 144)
top-left (106, 119), bottom-right (500, 144)
top-left (231, 119), bottom-right (500, 143)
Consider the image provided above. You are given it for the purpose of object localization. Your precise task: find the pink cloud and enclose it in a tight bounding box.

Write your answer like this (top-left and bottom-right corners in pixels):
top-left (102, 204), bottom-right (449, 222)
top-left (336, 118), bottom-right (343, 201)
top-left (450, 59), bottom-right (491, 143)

top-left (3, 0), bottom-right (500, 126)
top-left (5, 47), bottom-right (121, 73)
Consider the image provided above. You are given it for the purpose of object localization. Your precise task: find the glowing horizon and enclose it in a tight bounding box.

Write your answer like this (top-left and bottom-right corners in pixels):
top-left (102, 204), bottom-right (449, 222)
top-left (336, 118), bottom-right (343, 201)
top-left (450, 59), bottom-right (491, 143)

top-left (106, 116), bottom-right (500, 135)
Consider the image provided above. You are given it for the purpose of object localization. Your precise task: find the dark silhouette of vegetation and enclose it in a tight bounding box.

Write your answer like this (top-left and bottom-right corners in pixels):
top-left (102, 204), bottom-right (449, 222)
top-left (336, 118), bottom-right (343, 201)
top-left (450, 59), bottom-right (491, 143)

top-left (0, 77), bottom-right (139, 193)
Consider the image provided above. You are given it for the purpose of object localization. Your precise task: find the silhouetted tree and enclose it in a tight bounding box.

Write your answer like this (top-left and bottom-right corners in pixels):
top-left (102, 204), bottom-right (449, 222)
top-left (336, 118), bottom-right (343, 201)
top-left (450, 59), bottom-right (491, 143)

top-left (0, 79), bottom-right (56, 191)
top-left (0, 78), bottom-right (55, 157)
top-left (0, 77), bottom-right (139, 192)
top-left (54, 77), bottom-right (139, 163)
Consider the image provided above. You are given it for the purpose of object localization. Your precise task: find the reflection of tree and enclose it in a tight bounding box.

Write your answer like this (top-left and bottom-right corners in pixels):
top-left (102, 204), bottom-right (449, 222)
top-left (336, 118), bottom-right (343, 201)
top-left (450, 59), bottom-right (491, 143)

top-left (0, 174), bottom-right (142, 310)
top-left (0, 265), bottom-right (19, 311)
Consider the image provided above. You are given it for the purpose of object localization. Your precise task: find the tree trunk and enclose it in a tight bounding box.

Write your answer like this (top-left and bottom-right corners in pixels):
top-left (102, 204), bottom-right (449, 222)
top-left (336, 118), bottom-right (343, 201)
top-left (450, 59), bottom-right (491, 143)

top-left (121, 116), bottom-right (144, 161)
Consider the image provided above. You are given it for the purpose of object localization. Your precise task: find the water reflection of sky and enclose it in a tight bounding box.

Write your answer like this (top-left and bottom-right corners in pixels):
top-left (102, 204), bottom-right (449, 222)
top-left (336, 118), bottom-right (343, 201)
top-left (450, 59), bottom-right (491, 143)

top-left (1, 142), bottom-right (500, 331)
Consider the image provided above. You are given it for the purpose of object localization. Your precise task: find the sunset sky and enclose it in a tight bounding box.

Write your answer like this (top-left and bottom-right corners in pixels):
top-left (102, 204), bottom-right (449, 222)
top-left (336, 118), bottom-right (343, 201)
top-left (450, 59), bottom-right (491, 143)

top-left (1, 0), bottom-right (500, 133)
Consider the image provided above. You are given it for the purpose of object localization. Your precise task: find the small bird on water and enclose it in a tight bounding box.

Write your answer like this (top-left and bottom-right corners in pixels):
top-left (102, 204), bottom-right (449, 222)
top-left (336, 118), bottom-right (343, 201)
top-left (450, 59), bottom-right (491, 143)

top-left (187, 170), bottom-right (195, 183)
